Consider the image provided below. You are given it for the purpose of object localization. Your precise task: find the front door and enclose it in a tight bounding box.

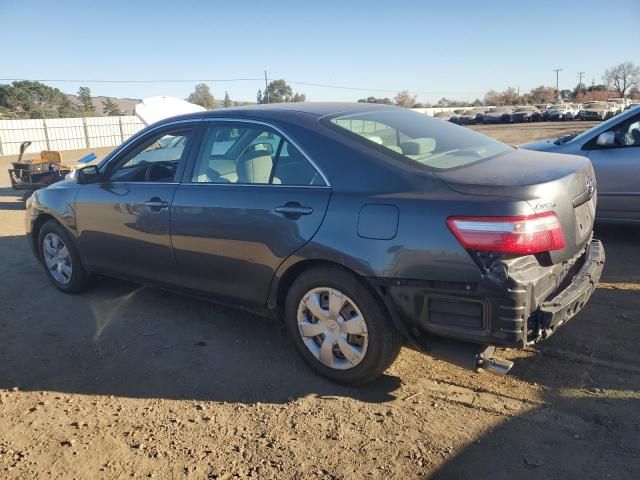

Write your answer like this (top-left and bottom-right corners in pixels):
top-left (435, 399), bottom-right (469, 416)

top-left (76, 123), bottom-right (197, 286)
top-left (585, 111), bottom-right (640, 221)
top-left (171, 121), bottom-right (331, 307)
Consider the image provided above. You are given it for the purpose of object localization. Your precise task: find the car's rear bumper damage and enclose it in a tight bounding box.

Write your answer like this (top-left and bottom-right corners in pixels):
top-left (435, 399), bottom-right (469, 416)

top-left (371, 238), bottom-right (605, 372)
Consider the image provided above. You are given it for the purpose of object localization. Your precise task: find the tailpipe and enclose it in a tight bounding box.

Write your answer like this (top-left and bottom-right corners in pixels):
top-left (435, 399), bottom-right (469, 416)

top-left (478, 355), bottom-right (514, 376)
top-left (412, 335), bottom-right (514, 375)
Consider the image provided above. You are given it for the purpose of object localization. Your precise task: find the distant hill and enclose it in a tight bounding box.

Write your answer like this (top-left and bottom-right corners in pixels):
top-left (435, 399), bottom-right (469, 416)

top-left (66, 95), bottom-right (140, 116)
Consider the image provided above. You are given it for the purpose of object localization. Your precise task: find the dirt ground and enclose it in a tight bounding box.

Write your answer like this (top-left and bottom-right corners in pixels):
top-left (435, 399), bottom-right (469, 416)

top-left (0, 121), bottom-right (638, 480)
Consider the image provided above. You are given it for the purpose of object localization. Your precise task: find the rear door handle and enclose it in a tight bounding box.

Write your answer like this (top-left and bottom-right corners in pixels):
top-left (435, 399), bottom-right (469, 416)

top-left (275, 204), bottom-right (313, 217)
top-left (144, 198), bottom-right (169, 210)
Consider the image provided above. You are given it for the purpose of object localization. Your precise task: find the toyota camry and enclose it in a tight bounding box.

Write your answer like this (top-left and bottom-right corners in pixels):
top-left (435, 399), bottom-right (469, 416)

top-left (26, 103), bottom-right (605, 384)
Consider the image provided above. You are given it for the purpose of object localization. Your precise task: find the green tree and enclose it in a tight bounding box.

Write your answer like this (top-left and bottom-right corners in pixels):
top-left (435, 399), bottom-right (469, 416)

top-left (76, 86), bottom-right (96, 115)
top-left (187, 83), bottom-right (215, 109)
top-left (57, 96), bottom-right (77, 118)
top-left (223, 91), bottom-right (232, 108)
top-left (0, 80), bottom-right (71, 118)
top-left (292, 92), bottom-right (306, 102)
top-left (102, 97), bottom-right (123, 116)
top-left (257, 79), bottom-right (305, 104)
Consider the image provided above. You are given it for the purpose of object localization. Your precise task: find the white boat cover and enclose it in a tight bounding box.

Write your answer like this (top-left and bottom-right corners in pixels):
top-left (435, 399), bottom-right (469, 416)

top-left (134, 96), bottom-right (206, 126)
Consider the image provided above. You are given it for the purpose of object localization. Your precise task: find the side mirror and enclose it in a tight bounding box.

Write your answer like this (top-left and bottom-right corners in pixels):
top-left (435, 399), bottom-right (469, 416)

top-left (76, 165), bottom-right (100, 184)
top-left (595, 131), bottom-right (616, 147)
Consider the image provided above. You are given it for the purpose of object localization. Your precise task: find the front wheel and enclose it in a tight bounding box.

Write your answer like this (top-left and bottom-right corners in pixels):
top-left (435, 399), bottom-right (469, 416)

top-left (284, 266), bottom-right (402, 385)
top-left (38, 220), bottom-right (91, 293)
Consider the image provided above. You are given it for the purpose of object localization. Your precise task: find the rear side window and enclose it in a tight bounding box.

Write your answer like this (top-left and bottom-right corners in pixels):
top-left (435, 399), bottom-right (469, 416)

top-left (325, 109), bottom-right (511, 170)
top-left (191, 123), bottom-right (326, 186)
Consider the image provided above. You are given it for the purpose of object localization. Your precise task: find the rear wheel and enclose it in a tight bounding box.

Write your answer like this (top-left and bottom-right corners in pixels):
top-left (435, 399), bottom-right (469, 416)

top-left (284, 266), bottom-right (402, 385)
top-left (38, 220), bottom-right (91, 293)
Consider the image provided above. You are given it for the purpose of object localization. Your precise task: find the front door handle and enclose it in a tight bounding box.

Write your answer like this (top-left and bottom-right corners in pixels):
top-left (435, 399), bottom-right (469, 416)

top-left (275, 203), bottom-right (313, 217)
top-left (144, 198), bottom-right (169, 211)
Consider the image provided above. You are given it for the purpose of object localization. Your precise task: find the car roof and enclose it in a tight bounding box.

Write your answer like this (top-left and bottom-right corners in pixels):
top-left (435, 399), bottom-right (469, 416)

top-left (167, 102), bottom-right (400, 122)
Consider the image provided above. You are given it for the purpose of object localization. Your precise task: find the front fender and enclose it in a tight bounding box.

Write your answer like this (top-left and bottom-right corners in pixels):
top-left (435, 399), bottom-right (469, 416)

top-left (26, 181), bottom-right (80, 257)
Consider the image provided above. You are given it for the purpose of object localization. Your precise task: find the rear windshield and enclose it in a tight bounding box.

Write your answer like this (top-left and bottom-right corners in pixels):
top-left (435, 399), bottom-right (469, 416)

top-left (324, 109), bottom-right (512, 170)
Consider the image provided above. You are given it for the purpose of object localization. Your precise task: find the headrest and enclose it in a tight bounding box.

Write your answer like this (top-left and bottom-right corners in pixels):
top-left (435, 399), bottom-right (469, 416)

top-left (237, 154), bottom-right (273, 184)
top-left (401, 138), bottom-right (436, 155)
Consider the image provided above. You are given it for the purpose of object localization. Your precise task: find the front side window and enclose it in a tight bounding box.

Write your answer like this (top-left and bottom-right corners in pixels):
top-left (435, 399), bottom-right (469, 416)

top-left (609, 114), bottom-right (640, 147)
top-left (109, 129), bottom-right (192, 182)
top-left (325, 109), bottom-right (512, 170)
top-left (191, 123), bottom-right (326, 186)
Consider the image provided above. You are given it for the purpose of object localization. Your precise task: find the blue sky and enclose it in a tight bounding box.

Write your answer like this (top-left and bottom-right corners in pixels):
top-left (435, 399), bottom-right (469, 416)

top-left (1, 0), bottom-right (638, 103)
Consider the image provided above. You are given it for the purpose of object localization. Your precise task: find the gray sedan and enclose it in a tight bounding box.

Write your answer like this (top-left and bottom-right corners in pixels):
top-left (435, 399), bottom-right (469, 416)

top-left (522, 106), bottom-right (640, 223)
top-left (26, 103), bottom-right (604, 384)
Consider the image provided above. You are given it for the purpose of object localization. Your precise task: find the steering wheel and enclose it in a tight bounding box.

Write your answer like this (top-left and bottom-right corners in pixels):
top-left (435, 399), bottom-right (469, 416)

top-left (144, 161), bottom-right (174, 182)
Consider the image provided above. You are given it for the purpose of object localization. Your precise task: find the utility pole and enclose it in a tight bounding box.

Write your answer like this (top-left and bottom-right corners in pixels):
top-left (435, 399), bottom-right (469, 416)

top-left (553, 68), bottom-right (562, 102)
top-left (264, 70), bottom-right (269, 104)
top-left (577, 71), bottom-right (585, 98)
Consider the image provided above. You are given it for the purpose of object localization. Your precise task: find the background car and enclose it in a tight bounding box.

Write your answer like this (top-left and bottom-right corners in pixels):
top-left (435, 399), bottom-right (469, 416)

top-left (522, 106), bottom-right (640, 223)
top-left (482, 106), bottom-right (513, 123)
top-left (535, 103), bottom-right (552, 120)
top-left (26, 103), bottom-right (604, 384)
top-left (510, 106), bottom-right (542, 122)
top-left (580, 101), bottom-right (612, 120)
top-left (433, 110), bottom-right (457, 122)
top-left (455, 108), bottom-right (483, 125)
top-left (547, 103), bottom-right (576, 121)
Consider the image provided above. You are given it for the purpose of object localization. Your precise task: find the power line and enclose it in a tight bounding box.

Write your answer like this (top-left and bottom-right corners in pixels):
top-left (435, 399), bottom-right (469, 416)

top-left (0, 77), bottom-right (486, 95)
top-left (0, 77), bottom-right (264, 84)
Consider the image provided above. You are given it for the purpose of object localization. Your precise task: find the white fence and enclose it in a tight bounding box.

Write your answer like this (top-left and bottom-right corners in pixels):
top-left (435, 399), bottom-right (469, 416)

top-left (0, 116), bottom-right (146, 156)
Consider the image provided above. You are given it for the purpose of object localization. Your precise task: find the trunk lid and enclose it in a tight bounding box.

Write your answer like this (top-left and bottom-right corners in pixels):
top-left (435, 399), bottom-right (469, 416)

top-left (434, 148), bottom-right (597, 263)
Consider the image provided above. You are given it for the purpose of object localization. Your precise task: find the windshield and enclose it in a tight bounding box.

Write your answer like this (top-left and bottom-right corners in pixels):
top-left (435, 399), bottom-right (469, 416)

top-left (587, 103), bottom-right (607, 110)
top-left (515, 107), bottom-right (533, 112)
top-left (325, 109), bottom-right (512, 171)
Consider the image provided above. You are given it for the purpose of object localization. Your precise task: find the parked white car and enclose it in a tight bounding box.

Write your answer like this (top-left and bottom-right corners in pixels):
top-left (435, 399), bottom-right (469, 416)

top-left (547, 103), bottom-right (576, 121)
top-left (607, 98), bottom-right (628, 115)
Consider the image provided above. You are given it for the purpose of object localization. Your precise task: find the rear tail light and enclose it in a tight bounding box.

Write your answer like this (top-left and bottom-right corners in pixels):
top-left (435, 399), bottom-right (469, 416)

top-left (447, 212), bottom-right (566, 255)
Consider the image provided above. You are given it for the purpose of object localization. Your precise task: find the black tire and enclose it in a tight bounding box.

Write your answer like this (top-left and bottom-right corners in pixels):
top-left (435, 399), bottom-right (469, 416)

top-left (284, 265), bottom-right (402, 385)
top-left (38, 220), bottom-right (91, 293)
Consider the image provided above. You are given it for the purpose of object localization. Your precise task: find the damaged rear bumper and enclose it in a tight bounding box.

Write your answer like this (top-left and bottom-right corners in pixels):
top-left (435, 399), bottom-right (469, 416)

top-left (375, 239), bottom-right (605, 350)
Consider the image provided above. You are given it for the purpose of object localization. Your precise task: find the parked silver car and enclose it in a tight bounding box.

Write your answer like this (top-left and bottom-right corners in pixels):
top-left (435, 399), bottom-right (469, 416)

top-left (522, 107), bottom-right (640, 223)
top-left (579, 102), bottom-right (612, 121)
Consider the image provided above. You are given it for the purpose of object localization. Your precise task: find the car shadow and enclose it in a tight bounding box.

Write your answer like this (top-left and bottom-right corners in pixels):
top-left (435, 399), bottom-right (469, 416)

top-left (429, 223), bottom-right (640, 479)
top-left (0, 233), bottom-right (402, 404)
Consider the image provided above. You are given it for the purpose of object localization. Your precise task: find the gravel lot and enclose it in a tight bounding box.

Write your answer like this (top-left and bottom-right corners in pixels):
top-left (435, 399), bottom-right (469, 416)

top-left (0, 121), bottom-right (638, 479)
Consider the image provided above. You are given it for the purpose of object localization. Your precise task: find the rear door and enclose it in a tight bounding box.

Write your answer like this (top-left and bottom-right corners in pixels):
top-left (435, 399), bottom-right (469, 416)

top-left (583, 111), bottom-right (640, 221)
top-left (171, 120), bottom-right (331, 307)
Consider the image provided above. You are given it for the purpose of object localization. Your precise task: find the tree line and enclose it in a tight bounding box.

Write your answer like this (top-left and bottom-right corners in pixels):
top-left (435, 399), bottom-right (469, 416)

top-left (362, 62), bottom-right (640, 108)
top-left (1, 62), bottom-right (637, 119)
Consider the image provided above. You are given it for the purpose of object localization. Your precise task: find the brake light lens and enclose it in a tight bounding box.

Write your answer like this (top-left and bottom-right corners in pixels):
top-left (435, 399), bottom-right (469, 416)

top-left (447, 212), bottom-right (566, 254)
